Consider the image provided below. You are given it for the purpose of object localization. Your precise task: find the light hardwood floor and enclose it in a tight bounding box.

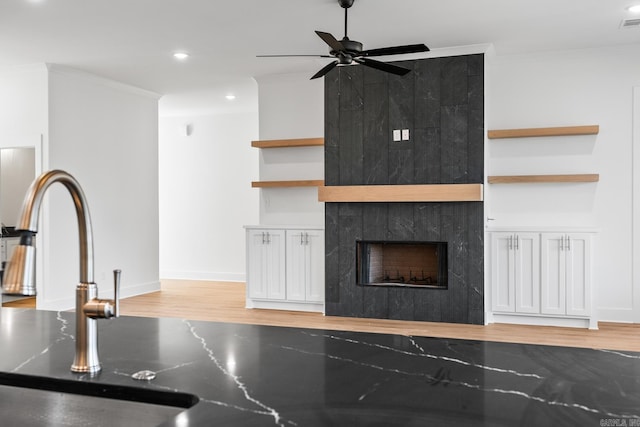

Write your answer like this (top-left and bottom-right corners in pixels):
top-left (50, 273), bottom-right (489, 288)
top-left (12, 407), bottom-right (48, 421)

top-left (5, 280), bottom-right (638, 352)
top-left (116, 279), bottom-right (640, 352)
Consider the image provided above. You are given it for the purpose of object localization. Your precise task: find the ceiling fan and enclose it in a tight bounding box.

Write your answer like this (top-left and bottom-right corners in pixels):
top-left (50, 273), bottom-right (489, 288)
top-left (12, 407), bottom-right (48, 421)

top-left (258, 0), bottom-right (430, 80)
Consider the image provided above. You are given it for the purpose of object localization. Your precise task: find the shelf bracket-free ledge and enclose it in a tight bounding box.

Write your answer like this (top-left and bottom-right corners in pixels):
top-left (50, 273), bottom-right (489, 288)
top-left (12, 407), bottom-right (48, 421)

top-left (487, 174), bottom-right (599, 184)
top-left (318, 184), bottom-right (483, 202)
top-left (487, 125), bottom-right (599, 139)
top-left (252, 180), bottom-right (324, 188)
top-left (251, 138), bottom-right (324, 148)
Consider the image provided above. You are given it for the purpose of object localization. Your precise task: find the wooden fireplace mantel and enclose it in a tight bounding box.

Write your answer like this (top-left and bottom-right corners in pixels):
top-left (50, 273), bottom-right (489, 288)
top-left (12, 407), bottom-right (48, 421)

top-left (317, 184), bottom-right (483, 203)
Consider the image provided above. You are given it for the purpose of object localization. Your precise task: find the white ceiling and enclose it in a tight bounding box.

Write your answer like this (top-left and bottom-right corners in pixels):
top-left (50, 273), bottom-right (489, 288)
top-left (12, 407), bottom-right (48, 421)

top-left (1, 0), bottom-right (639, 115)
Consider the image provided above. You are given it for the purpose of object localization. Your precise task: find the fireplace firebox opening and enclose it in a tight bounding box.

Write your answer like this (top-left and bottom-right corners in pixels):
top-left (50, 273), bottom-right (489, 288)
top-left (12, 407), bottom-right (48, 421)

top-left (356, 241), bottom-right (448, 289)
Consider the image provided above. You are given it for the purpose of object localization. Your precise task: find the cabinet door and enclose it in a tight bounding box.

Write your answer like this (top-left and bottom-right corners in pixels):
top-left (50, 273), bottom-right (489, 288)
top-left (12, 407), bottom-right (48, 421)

top-left (513, 233), bottom-right (540, 314)
top-left (491, 233), bottom-right (515, 312)
top-left (540, 233), bottom-right (566, 315)
top-left (246, 229), bottom-right (285, 300)
top-left (286, 230), bottom-right (325, 303)
top-left (264, 230), bottom-right (286, 300)
top-left (304, 230), bottom-right (324, 303)
top-left (286, 230), bottom-right (307, 301)
top-left (565, 233), bottom-right (591, 317)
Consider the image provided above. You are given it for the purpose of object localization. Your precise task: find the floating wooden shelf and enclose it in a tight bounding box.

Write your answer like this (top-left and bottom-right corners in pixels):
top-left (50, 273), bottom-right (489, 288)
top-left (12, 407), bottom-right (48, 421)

top-left (251, 137), bottom-right (324, 148)
top-left (487, 174), bottom-right (600, 184)
top-left (252, 180), bottom-right (324, 188)
top-left (318, 184), bottom-right (483, 202)
top-left (487, 125), bottom-right (599, 139)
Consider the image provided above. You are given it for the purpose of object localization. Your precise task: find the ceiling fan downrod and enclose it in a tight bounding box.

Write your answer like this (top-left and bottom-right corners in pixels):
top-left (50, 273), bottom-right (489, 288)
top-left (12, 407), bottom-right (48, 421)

top-left (339, 0), bottom-right (354, 38)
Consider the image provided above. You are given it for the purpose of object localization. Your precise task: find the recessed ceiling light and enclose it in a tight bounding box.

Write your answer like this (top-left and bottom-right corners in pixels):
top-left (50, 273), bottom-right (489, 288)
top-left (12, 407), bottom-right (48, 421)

top-left (225, 94), bottom-right (236, 100)
top-left (628, 5), bottom-right (640, 13)
top-left (173, 52), bottom-right (189, 60)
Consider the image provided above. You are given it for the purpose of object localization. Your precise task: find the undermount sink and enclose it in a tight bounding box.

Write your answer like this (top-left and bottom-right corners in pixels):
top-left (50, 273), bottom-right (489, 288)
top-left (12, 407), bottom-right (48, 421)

top-left (0, 372), bottom-right (198, 427)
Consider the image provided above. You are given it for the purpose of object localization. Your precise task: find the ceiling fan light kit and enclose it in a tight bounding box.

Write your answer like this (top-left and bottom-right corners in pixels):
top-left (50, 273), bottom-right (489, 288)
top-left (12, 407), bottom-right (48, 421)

top-left (259, 0), bottom-right (429, 80)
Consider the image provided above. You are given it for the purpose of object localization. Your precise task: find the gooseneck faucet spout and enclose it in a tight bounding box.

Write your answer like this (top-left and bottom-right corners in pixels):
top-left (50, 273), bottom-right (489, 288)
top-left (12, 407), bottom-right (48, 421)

top-left (2, 170), bottom-right (120, 374)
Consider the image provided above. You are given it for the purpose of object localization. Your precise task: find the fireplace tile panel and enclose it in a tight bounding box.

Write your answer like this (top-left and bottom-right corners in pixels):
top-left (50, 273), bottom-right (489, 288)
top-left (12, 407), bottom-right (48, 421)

top-left (324, 54), bottom-right (484, 324)
top-left (415, 58), bottom-right (441, 129)
top-left (389, 61), bottom-right (415, 132)
top-left (362, 204), bottom-right (388, 249)
top-left (326, 202), bottom-right (484, 324)
top-left (325, 202), bottom-right (340, 304)
top-left (363, 286), bottom-right (389, 319)
top-left (441, 56), bottom-right (469, 106)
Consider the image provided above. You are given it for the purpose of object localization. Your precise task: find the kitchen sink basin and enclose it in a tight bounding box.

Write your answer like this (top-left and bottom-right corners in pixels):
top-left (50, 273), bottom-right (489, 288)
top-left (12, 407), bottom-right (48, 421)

top-left (0, 372), bottom-right (198, 427)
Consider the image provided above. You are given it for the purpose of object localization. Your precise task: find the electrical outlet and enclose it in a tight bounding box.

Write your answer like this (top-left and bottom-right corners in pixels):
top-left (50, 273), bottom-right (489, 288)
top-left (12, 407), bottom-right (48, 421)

top-left (402, 129), bottom-right (410, 141)
top-left (392, 129), bottom-right (401, 141)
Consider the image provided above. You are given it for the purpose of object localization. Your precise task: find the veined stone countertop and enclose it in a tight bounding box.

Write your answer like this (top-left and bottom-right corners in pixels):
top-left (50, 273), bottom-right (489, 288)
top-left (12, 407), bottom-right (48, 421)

top-left (0, 308), bottom-right (638, 426)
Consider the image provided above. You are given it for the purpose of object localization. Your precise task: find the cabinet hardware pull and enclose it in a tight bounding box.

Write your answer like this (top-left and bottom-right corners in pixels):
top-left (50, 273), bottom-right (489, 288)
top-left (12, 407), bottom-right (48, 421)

top-left (305, 233), bottom-right (310, 245)
top-left (561, 235), bottom-right (564, 251)
top-left (567, 235), bottom-right (571, 251)
top-left (300, 233), bottom-right (304, 245)
top-left (262, 232), bottom-right (265, 245)
top-left (516, 235), bottom-right (519, 250)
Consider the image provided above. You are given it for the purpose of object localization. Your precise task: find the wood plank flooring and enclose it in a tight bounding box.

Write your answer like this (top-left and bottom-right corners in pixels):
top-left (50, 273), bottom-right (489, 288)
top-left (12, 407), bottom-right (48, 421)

top-left (4, 280), bottom-right (638, 352)
top-left (2, 297), bottom-right (36, 308)
top-left (117, 280), bottom-right (640, 352)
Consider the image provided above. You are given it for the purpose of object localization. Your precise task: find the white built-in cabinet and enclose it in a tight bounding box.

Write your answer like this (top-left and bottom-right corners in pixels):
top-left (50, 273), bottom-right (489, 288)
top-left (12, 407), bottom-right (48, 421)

top-left (245, 226), bottom-right (324, 312)
top-left (489, 229), bottom-right (596, 329)
top-left (540, 233), bottom-right (591, 318)
top-left (491, 232), bottom-right (540, 314)
top-left (246, 229), bottom-right (286, 301)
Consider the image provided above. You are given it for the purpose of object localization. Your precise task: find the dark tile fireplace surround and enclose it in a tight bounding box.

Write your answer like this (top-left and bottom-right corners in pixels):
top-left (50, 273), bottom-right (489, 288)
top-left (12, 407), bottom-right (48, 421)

top-left (324, 54), bottom-right (484, 324)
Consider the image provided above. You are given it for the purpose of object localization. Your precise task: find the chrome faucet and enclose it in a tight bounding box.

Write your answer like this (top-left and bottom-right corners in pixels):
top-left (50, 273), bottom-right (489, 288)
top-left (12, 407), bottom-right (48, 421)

top-left (2, 169), bottom-right (120, 374)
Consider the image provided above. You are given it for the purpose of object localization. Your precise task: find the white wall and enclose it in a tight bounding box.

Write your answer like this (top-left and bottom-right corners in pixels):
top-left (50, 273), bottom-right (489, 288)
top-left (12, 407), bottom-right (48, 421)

top-left (255, 72), bottom-right (324, 226)
top-left (0, 148), bottom-right (36, 226)
top-left (488, 44), bottom-right (640, 322)
top-left (0, 66), bottom-right (47, 182)
top-left (44, 66), bottom-right (160, 309)
top-left (0, 65), bottom-right (48, 147)
top-left (0, 65), bottom-right (48, 306)
top-left (633, 86), bottom-right (640, 323)
top-left (158, 111), bottom-right (259, 281)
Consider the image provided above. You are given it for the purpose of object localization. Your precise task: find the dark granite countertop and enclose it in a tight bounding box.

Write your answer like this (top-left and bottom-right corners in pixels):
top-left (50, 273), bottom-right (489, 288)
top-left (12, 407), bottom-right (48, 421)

top-left (0, 308), bottom-right (639, 426)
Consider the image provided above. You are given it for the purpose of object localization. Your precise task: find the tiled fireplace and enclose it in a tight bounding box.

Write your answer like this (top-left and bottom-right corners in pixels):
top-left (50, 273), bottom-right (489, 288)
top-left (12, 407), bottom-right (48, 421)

top-left (323, 54), bottom-right (485, 324)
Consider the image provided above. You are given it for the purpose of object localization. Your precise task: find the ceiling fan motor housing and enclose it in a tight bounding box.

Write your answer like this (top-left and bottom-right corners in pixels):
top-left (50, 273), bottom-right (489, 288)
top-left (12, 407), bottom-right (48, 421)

top-left (339, 39), bottom-right (362, 54)
top-left (338, 0), bottom-right (354, 9)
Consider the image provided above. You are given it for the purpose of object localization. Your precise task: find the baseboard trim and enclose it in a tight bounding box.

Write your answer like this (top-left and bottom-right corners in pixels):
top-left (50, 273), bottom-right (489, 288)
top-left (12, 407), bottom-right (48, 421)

top-left (490, 313), bottom-right (596, 329)
top-left (160, 270), bottom-right (245, 282)
top-left (246, 298), bottom-right (324, 313)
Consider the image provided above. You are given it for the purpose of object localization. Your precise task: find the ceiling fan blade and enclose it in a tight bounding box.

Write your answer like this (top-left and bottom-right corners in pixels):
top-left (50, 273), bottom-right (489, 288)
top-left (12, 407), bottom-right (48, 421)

top-left (354, 58), bottom-right (411, 76)
top-left (315, 31), bottom-right (345, 52)
top-left (257, 54), bottom-right (333, 58)
top-left (361, 44), bottom-right (430, 57)
top-left (310, 60), bottom-right (339, 80)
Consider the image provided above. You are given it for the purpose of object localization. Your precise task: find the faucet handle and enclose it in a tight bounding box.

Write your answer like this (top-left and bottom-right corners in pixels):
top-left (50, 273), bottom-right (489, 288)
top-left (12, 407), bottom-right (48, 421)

top-left (113, 269), bottom-right (121, 317)
top-left (82, 269), bottom-right (120, 319)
